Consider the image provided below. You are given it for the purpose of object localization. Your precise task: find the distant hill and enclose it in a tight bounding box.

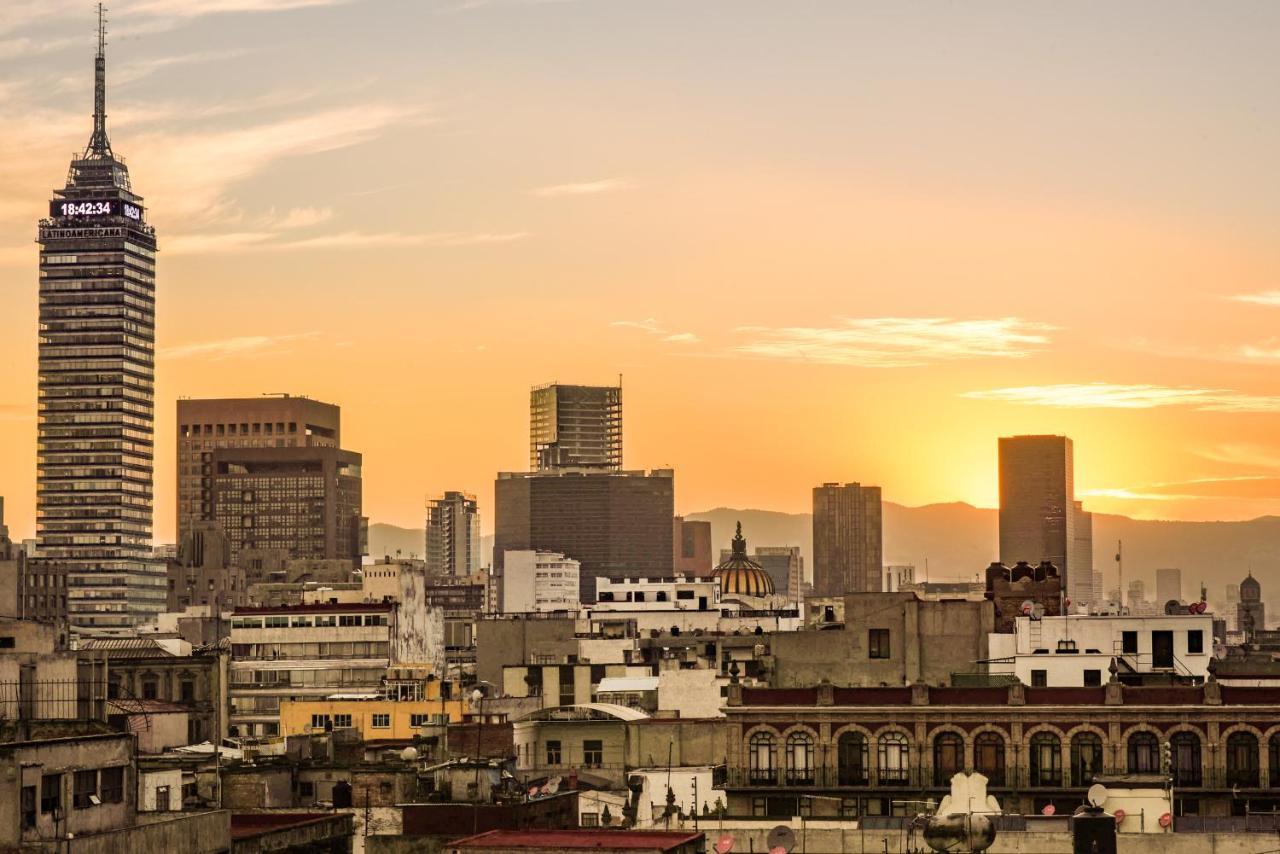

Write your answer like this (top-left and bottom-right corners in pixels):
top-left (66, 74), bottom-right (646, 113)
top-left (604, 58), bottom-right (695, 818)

top-left (370, 507), bottom-right (1280, 604)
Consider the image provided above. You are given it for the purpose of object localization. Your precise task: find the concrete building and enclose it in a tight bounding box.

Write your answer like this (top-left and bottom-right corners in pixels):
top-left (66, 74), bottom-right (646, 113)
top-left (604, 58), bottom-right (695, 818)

top-left (883, 564), bottom-right (914, 593)
top-left (723, 680), bottom-right (1280, 820)
top-left (985, 560), bottom-right (1064, 633)
top-left (998, 435), bottom-right (1077, 599)
top-left (426, 491), bottom-right (482, 576)
top-left (1157, 567), bottom-right (1184, 607)
top-left (501, 551), bottom-right (580, 613)
top-left (672, 517), bottom-right (711, 576)
top-left (530, 382), bottom-right (622, 470)
top-left (1239, 573), bottom-right (1266, 639)
top-left (986, 613), bottom-right (1214, 687)
top-left (494, 468), bottom-right (674, 601)
top-left (769, 592), bottom-right (994, 689)
top-left (812, 482), bottom-right (882, 595)
top-left (168, 521), bottom-right (247, 613)
top-left (1072, 500), bottom-right (1096, 606)
top-left (279, 676), bottom-right (470, 741)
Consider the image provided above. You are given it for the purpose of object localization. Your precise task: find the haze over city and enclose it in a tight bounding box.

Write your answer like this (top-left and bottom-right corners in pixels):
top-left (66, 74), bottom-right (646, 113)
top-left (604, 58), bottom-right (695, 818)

top-left (3, 0), bottom-right (1280, 546)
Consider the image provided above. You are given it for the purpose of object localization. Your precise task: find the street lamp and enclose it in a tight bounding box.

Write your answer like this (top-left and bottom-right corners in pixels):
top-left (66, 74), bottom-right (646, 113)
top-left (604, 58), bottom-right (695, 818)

top-left (471, 687), bottom-right (485, 835)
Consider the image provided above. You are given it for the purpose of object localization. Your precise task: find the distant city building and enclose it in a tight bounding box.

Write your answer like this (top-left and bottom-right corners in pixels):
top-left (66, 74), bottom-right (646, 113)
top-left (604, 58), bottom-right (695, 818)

top-left (426, 491), bottom-right (482, 576)
top-left (673, 516), bottom-right (712, 576)
top-left (494, 468), bottom-right (674, 601)
top-left (998, 435), bottom-right (1076, 600)
top-left (883, 564), bottom-right (915, 593)
top-left (501, 550), bottom-right (581, 612)
top-left (1239, 573), bottom-right (1265, 639)
top-left (712, 523), bottom-right (777, 602)
top-left (1127, 579), bottom-right (1146, 604)
top-left (36, 29), bottom-right (164, 630)
top-left (529, 382), bottom-right (622, 470)
top-left (719, 542), bottom-right (803, 603)
top-left (812, 482), bottom-right (883, 595)
top-left (1156, 567), bottom-right (1183, 606)
top-left (1071, 500), bottom-right (1095, 605)
top-left (176, 395), bottom-right (341, 543)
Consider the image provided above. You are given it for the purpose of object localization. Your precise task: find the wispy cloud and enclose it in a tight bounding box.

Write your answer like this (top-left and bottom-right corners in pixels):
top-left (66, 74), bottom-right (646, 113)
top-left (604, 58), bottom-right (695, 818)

top-left (126, 0), bottom-right (354, 18)
top-left (261, 206), bottom-right (334, 230)
top-left (532, 178), bottom-right (633, 198)
top-left (732, 317), bottom-right (1052, 368)
top-left (962, 382), bottom-right (1280, 412)
top-left (611, 318), bottom-right (701, 344)
top-left (1230, 291), bottom-right (1280, 307)
top-left (1081, 475), bottom-right (1280, 503)
top-left (161, 331), bottom-right (320, 361)
top-left (1195, 444), bottom-right (1280, 470)
top-left (166, 229), bottom-right (529, 255)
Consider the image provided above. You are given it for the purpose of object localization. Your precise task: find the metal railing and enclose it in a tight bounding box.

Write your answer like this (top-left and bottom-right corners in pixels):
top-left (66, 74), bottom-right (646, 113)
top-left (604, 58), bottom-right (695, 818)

top-left (0, 678), bottom-right (109, 723)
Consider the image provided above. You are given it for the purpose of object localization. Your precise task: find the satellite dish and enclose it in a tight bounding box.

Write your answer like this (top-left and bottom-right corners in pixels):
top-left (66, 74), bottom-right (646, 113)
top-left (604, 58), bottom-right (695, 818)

top-left (399, 746), bottom-right (419, 762)
top-left (546, 775), bottom-right (562, 794)
top-left (528, 786), bottom-right (539, 798)
top-left (1021, 600), bottom-right (1035, 616)
top-left (1041, 804), bottom-right (1055, 816)
top-left (1031, 603), bottom-right (1045, 621)
top-left (1113, 808), bottom-right (1126, 823)
top-left (766, 825), bottom-right (796, 853)
top-left (713, 835), bottom-right (734, 854)
top-left (1086, 783), bottom-right (1108, 807)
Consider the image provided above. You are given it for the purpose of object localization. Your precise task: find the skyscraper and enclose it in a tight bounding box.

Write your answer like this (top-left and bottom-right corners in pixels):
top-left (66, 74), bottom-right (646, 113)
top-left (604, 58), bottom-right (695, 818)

top-left (998, 435), bottom-right (1076, 597)
top-left (1238, 573), bottom-right (1265, 639)
top-left (529, 382), bottom-right (622, 470)
top-left (812, 482), bottom-right (883, 595)
top-left (176, 395), bottom-right (340, 545)
top-left (36, 12), bottom-right (165, 629)
top-left (1072, 500), bottom-right (1095, 606)
top-left (426, 491), bottom-right (482, 576)
top-left (494, 468), bottom-right (674, 601)
top-left (1156, 567), bottom-right (1183, 606)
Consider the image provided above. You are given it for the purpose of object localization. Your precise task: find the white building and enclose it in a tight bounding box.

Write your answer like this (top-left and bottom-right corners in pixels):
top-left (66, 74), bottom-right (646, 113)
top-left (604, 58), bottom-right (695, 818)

top-left (987, 612), bottom-right (1214, 687)
top-left (883, 564), bottom-right (915, 592)
top-left (501, 550), bottom-right (581, 613)
top-left (1155, 567), bottom-right (1183, 607)
top-left (593, 576), bottom-right (720, 612)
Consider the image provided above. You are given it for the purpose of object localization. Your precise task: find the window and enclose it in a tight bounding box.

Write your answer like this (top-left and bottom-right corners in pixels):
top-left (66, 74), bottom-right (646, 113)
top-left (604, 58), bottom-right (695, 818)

top-left (1226, 732), bottom-right (1260, 787)
top-left (840, 798), bottom-right (860, 818)
top-left (546, 740), bottom-right (562, 765)
top-left (310, 714), bottom-right (331, 730)
top-left (0, 636), bottom-right (14, 649)
top-left (933, 732), bottom-right (964, 786)
top-left (299, 780), bottom-right (315, 799)
top-left (868, 629), bottom-right (890, 659)
top-left (142, 680), bottom-right (157, 700)
top-left (838, 731), bottom-right (869, 785)
top-left (371, 714), bottom-right (390, 729)
top-left (1071, 732), bottom-right (1103, 786)
top-left (22, 785), bottom-right (36, 828)
top-left (1171, 732), bottom-right (1202, 786)
top-left (410, 714), bottom-right (429, 727)
top-left (180, 680), bottom-right (195, 703)
top-left (333, 714), bottom-right (352, 728)
top-left (1083, 670), bottom-right (1102, 687)
top-left (751, 797), bottom-right (768, 817)
top-left (786, 731), bottom-right (815, 785)
top-left (676, 590), bottom-right (694, 600)
top-left (1029, 732), bottom-right (1062, 786)
top-left (1127, 732), bottom-right (1159, 774)
top-left (1187, 630), bottom-right (1204, 655)
top-left (41, 775), bottom-right (61, 814)
top-left (581, 812), bottom-right (599, 827)
top-left (878, 732), bottom-right (910, 784)
top-left (583, 739), bottom-right (603, 767)
top-left (339, 615), bottom-right (361, 627)
top-left (1121, 631), bottom-right (1138, 654)
top-left (1031, 670), bottom-right (1047, 687)
top-left (974, 733), bottom-right (1005, 786)
top-left (749, 731), bottom-right (777, 783)
top-left (73, 769), bottom-right (98, 809)
top-left (100, 767), bottom-right (123, 803)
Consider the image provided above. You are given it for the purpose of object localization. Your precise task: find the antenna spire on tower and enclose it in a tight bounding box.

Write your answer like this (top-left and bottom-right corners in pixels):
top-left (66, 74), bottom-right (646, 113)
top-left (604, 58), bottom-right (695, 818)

top-left (87, 3), bottom-right (112, 157)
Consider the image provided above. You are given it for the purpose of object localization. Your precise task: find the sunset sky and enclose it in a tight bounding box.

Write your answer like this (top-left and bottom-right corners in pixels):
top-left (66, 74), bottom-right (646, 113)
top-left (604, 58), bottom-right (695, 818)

top-left (2, 1), bottom-right (1280, 543)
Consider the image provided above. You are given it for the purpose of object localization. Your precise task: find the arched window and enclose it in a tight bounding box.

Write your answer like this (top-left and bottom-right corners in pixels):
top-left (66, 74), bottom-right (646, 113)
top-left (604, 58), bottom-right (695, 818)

top-left (1070, 732), bottom-right (1103, 786)
top-left (1170, 731), bottom-right (1202, 787)
top-left (838, 731), bottom-right (869, 786)
top-left (786, 731), bottom-right (815, 785)
top-left (1127, 731), bottom-right (1159, 774)
top-left (878, 732), bottom-right (910, 784)
top-left (1226, 732), bottom-right (1260, 787)
top-left (974, 732), bottom-right (1005, 786)
top-left (933, 732), bottom-right (965, 786)
top-left (1269, 734), bottom-right (1280, 788)
top-left (748, 731), bottom-right (776, 784)
top-left (1029, 732), bottom-right (1062, 787)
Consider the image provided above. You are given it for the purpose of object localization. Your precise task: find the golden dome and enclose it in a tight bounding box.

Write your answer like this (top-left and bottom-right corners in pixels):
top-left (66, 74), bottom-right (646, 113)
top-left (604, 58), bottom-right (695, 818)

top-left (712, 522), bottom-right (775, 598)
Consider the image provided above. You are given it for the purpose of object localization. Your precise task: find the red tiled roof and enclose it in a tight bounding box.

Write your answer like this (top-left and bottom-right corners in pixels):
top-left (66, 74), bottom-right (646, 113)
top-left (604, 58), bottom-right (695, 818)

top-left (450, 830), bottom-right (704, 851)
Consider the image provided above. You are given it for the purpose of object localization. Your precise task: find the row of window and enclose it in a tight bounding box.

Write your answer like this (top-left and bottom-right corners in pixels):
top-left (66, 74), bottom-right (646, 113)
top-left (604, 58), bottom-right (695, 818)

top-left (232, 614), bottom-right (388, 629)
top-left (745, 728), bottom-right (1278, 788)
top-left (20, 767), bottom-right (125, 827)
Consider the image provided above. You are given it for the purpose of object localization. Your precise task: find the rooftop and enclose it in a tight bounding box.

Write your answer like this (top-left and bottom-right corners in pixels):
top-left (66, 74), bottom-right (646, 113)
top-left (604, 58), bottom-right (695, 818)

top-left (232, 602), bottom-right (392, 615)
top-left (230, 812), bottom-right (344, 841)
top-left (449, 830), bottom-right (703, 851)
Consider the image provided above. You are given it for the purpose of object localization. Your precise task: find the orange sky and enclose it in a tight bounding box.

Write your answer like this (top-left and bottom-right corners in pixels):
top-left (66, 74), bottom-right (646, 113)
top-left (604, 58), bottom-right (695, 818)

top-left (1, 1), bottom-right (1279, 542)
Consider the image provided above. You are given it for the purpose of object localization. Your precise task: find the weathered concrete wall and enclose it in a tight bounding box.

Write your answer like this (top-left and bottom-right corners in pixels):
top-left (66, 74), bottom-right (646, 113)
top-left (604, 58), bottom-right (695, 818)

top-left (398, 570), bottom-right (445, 672)
top-left (367, 837), bottom-right (445, 854)
top-left (475, 618), bottom-right (579, 687)
top-left (62, 810), bottom-right (230, 854)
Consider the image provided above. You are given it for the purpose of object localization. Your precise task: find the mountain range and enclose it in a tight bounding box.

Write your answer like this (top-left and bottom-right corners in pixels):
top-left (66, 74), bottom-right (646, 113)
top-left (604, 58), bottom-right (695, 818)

top-left (369, 504), bottom-right (1280, 604)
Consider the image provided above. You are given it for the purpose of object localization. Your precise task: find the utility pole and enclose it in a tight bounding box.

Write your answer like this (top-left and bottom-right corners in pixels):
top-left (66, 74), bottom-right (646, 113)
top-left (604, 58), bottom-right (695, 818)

top-left (1116, 540), bottom-right (1124, 609)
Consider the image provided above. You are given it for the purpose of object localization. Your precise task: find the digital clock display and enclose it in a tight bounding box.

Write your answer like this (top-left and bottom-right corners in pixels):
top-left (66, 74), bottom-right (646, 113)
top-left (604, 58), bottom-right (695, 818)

top-left (50, 199), bottom-right (143, 221)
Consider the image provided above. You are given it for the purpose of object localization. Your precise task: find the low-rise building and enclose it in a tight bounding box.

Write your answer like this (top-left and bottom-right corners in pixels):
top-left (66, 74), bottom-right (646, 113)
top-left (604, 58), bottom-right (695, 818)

top-left (279, 678), bottom-right (471, 741)
top-left (446, 829), bottom-right (704, 854)
top-left (501, 551), bottom-right (581, 613)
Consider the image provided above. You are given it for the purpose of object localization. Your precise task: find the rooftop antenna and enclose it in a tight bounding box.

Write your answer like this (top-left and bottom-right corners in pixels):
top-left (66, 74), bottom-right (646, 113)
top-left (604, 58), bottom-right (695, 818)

top-left (87, 3), bottom-right (112, 157)
top-left (1115, 540), bottom-right (1124, 610)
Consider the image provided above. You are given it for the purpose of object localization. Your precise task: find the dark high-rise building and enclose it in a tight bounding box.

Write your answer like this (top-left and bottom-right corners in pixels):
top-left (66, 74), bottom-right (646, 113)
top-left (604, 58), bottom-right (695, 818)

top-left (210, 446), bottom-right (365, 567)
top-left (36, 14), bottom-right (165, 629)
top-left (1239, 573), bottom-right (1265, 640)
top-left (494, 468), bottom-right (674, 601)
top-left (999, 435), bottom-right (1076, 595)
top-left (812, 482), bottom-right (883, 595)
top-left (426, 491), bottom-right (481, 576)
top-left (530, 383), bottom-right (622, 470)
top-left (673, 516), bottom-right (712, 576)
top-left (176, 395), bottom-right (340, 544)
